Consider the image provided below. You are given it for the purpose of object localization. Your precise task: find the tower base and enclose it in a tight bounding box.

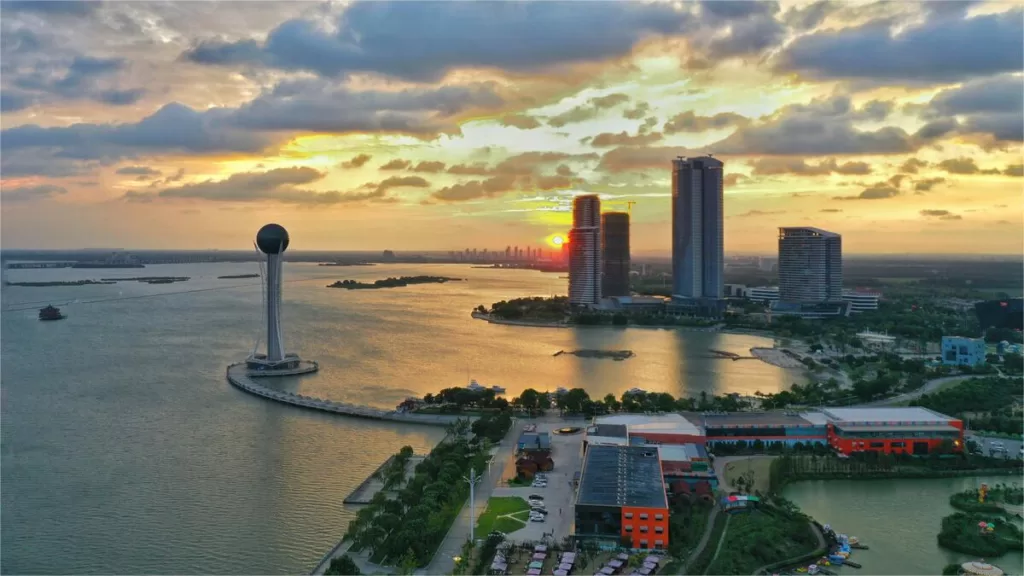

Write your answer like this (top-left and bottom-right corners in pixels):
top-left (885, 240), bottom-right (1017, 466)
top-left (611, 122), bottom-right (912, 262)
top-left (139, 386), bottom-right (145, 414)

top-left (245, 354), bottom-right (319, 377)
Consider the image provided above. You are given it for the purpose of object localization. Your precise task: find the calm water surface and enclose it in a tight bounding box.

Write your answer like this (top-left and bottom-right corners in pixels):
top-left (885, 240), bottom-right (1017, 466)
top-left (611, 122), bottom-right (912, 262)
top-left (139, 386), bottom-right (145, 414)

top-left (785, 476), bottom-right (1024, 576)
top-left (2, 263), bottom-right (802, 574)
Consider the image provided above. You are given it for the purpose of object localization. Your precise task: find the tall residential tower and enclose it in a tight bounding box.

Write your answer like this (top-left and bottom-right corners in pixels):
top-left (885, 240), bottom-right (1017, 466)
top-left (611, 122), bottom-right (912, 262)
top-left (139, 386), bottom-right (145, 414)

top-left (671, 156), bottom-right (724, 304)
top-left (601, 212), bottom-right (630, 298)
top-left (569, 194), bottom-right (602, 305)
top-left (777, 227), bottom-right (843, 302)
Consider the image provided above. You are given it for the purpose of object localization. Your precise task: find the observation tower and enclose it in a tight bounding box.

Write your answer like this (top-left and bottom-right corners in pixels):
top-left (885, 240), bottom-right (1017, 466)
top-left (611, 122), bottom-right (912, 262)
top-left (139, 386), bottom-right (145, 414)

top-left (245, 223), bottom-right (318, 377)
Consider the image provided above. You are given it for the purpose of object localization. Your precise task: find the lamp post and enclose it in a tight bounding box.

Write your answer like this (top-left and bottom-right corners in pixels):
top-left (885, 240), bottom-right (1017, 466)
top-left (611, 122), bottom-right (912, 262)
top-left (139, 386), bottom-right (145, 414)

top-left (463, 466), bottom-right (484, 544)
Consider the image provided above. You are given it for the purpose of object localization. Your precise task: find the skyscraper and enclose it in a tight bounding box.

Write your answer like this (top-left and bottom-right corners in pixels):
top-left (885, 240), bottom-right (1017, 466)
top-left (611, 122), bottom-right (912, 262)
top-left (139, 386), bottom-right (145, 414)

top-left (601, 212), bottom-right (630, 298)
top-left (569, 194), bottom-right (602, 305)
top-left (671, 156), bottom-right (724, 301)
top-left (778, 227), bottom-right (843, 302)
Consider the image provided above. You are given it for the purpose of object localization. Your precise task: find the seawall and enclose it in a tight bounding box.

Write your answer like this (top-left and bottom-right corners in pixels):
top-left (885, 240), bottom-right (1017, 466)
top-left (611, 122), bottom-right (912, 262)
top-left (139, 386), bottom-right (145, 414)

top-left (226, 363), bottom-right (470, 427)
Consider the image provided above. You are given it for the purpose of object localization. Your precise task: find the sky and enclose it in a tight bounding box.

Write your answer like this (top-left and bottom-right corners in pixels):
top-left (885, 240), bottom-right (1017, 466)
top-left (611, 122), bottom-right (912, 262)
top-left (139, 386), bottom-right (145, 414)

top-left (0, 0), bottom-right (1021, 254)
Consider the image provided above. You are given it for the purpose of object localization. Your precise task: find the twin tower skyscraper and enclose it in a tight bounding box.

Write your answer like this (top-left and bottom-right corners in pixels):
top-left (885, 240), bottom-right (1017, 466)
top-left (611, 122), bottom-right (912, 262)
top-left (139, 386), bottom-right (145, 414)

top-left (568, 156), bottom-right (725, 310)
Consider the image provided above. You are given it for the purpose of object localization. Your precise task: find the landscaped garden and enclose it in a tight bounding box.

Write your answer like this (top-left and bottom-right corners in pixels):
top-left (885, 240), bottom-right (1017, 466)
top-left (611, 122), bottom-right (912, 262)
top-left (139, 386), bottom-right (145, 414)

top-left (474, 497), bottom-right (531, 536)
top-left (703, 505), bottom-right (821, 575)
top-left (937, 511), bottom-right (1024, 557)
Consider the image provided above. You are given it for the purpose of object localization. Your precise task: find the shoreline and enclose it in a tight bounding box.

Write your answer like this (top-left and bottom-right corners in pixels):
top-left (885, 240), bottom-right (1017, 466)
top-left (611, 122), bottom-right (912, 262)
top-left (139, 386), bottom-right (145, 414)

top-left (470, 311), bottom-right (722, 333)
top-left (750, 347), bottom-right (806, 369)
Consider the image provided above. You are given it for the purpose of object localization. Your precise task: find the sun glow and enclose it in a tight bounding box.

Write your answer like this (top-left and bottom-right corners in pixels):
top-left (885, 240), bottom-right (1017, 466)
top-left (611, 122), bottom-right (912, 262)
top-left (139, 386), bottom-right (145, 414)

top-left (548, 234), bottom-right (566, 247)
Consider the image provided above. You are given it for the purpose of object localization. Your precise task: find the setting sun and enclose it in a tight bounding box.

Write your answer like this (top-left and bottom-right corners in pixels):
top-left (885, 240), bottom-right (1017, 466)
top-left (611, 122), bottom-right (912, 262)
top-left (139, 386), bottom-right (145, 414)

top-left (548, 234), bottom-right (566, 247)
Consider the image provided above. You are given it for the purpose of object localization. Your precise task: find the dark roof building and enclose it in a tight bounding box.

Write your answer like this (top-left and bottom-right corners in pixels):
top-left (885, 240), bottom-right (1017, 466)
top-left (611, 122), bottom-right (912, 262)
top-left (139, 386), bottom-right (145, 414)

top-left (576, 445), bottom-right (667, 509)
top-left (601, 212), bottom-right (631, 298)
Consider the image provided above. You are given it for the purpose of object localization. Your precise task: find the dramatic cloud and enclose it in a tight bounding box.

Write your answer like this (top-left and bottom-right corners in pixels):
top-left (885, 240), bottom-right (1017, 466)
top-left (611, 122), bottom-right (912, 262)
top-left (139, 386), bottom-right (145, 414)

top-left (116, 166), bottom-right (162, 177)
top-left (341, 154), bottom-right (373, 169)
top-left (820, 208), bottom-right (843, 213)
top-left (431, 151), bottom-right (586, 202)
top-left (924, 74), bottom-right (1024, 142)
top-left (1, 1), bottom-right (100, 15)
top-left (899, 158), bottom-right (929, 174)
top-left (711, 96), bottom-right (920, 156)
top-left (498, 115), bottom-right (541, 129)
top-left (914, 177), bottom-right (946, 192)
top-left (1004, 164), bottom-right (1024, 177)
top-left (749, 157), bottom-right (871, 176)
top-left (432, 175), bottom-right (518, 202)
top-left (128, 166), bottom-right (423, 205)
top-left (182, 2), bottom-right (693, 82)
top-left (776, 8), bottom-right (1024, 83)
top-left (920, 209), bottom-right (963, 220)
top-left (623, 102), bottom-right (649, 120)
top-left (936, 157), bottom-right (1000, 175)
top-left (411, 161), bottom-right (446, 173)
top-left (3, 52), bottom-right (146, 108)
top-left (1, 183), bottom-right (69, 202)
top-left (549, 93), bottom-right (637, 127)
top-left (663, 111), bottom-right (747, 134)
top-left (380, 159), bottom-right (411, 170)
top-left (590, 131), bottom-right (663, 147)
top-left (836, 182), bottom-right (901, 200)
top-left (734, 209), bottom-right (785, 218)
top-left (227, 79), bottom-right (506, 135)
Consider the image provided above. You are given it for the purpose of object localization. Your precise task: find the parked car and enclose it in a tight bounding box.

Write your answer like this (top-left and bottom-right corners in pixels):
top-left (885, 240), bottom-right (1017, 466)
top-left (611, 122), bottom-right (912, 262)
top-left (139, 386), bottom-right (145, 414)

top-left (528, 494), bottom-right (544, 501)
top-left (531, 507), bottom-right (548, 515)
top-left (529, 514), bottom-right (545, 523)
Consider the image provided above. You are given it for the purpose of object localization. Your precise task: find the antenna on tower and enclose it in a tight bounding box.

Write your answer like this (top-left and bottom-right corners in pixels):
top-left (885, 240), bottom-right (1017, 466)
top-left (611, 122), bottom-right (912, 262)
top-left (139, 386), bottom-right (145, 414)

top-left (626, 201), bottom-right (636, 215)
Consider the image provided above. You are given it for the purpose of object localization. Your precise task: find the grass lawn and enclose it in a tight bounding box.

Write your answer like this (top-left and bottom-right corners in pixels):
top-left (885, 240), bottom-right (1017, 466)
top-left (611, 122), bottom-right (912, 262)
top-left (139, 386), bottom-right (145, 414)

top-left (723, 457), bottom-right (776, 493)
top-left (475, 497), bottom-right (530, 536)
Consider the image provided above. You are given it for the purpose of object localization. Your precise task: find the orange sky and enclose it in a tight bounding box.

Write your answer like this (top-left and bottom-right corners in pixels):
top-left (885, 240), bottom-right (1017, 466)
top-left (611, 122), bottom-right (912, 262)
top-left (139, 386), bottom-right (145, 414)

top-left (1, 0), bottom-right (1021, 254)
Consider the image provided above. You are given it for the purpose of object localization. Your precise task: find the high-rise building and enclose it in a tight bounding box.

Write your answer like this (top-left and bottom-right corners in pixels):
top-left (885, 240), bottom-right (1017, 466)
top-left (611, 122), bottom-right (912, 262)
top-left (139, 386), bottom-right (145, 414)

top-left (601, 212), bottom-right (630, 298)
top-left (777, 227), bottom-right (842, 302)
top-left (569, 194), bottom-right (602, 305)
top-left (671, 156), bottom-right (724, 301)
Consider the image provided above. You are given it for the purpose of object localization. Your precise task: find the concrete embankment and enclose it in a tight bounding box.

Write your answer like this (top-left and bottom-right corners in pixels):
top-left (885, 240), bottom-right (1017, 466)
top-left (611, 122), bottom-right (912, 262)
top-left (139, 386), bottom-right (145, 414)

top-left (226, 363), bottom-right (469, 427)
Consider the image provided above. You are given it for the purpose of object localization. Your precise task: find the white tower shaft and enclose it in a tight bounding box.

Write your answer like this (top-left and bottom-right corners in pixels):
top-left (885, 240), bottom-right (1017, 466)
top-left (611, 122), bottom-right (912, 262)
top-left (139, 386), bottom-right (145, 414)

top-left (265, 253), bottom-right (285, 362)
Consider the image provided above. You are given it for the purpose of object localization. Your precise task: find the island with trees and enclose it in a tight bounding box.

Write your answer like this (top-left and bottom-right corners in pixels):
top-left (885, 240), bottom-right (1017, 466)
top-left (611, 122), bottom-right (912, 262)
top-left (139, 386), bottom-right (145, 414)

top-left (218, 274), bottom-right (259, 279)
top-left (328, 276), bottom-right (463, 290)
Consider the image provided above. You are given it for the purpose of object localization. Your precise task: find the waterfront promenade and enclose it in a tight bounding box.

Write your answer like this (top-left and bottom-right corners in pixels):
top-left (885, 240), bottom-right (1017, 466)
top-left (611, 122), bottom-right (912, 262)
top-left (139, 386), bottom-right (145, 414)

top-left (226, 363), bottom-right (469, 426)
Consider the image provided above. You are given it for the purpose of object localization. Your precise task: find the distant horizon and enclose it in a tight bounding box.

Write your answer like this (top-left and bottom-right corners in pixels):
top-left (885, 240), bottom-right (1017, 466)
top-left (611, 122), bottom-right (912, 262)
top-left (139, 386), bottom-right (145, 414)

top-left (2, 247), bottom-right (1022, 261)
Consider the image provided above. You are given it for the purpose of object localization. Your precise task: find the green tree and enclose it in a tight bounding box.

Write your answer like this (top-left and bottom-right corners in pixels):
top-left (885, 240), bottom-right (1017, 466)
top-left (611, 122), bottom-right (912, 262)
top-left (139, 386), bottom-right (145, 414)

top-left (325, 555), bottom-right (361, 575)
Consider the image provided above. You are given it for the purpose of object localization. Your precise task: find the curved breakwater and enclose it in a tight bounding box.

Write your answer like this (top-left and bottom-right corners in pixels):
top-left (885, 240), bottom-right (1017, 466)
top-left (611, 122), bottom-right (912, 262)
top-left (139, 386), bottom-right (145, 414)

top-left (226, 363), bottom-right (466, 426)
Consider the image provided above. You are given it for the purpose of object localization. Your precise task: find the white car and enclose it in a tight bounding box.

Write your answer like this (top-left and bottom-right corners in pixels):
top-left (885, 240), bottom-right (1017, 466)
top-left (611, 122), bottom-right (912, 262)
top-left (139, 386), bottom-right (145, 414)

top-left (529, 514), bottom-right (545, 523)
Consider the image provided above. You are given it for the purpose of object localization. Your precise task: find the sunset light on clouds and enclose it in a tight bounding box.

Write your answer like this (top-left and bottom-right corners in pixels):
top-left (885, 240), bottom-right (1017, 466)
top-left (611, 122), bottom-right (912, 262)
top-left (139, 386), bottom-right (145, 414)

top-left (1, 0), bottom-right (1021, 253)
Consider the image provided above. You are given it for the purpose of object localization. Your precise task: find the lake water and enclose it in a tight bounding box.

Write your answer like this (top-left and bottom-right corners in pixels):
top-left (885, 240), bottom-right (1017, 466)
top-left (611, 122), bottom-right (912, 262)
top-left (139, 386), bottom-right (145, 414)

top-left (2, 263), bottom-right (802, 574)
top-left (784, 476), bottom-right (1024, 576)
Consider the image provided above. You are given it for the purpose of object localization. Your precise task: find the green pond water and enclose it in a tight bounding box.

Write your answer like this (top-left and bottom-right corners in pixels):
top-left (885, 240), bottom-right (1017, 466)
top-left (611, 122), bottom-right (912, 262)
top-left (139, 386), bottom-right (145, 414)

top-left (784, 475), bottom-right (1024, 576)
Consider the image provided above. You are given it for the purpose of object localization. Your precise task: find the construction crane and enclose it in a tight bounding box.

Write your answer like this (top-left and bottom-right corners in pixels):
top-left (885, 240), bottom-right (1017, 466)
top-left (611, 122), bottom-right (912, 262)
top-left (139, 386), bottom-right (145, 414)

top-left (626, 200), bottom-right (636, 215)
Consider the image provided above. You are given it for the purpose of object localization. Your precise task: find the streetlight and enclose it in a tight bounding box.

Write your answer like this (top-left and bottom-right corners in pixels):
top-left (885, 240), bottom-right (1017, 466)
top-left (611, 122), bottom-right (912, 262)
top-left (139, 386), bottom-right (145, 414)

top-left (463, 466), bottom-right (484, 544)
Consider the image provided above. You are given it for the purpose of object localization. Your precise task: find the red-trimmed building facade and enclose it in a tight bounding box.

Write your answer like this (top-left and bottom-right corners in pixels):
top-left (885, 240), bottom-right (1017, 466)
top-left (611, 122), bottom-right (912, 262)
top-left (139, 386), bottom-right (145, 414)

top-left (822, 407), bottom-right (965, 455)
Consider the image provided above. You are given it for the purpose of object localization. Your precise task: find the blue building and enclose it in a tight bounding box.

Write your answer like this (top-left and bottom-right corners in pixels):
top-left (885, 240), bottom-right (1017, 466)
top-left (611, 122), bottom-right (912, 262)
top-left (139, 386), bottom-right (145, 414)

top-left (671, 156), bottom-right (724, 312)
top-left (942, 336), bottom-right (987, 366)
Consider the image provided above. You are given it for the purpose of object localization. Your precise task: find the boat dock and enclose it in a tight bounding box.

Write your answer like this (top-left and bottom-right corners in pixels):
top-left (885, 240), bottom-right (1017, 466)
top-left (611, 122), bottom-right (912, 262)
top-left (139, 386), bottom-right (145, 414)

top-left (226, 363), bottom-right (472, 427)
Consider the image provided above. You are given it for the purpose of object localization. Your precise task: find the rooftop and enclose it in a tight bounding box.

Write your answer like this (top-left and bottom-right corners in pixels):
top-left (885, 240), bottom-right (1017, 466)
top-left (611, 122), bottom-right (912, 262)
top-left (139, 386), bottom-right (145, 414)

top-left (596, 413), bottom-right (703, 437)
top-left (685, 411), bottom-right (821, 429)
top-left (822, 407), bottom-right (956, 424)
top-left (779, 226), bottom-right (841, 238)
top-left (658, 443), bottom-right (708, 462)
top-left (576, 445), bottom-right (668, 509)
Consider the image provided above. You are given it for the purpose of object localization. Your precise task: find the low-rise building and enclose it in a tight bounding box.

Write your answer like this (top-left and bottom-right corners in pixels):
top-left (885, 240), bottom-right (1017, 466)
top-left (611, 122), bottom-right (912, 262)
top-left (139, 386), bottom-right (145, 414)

top-left (857, 330), bottom-right (897, 351)
top-left (590, 413), bottom-right (705, 445)
top-left (941, 336), bottom-right (987, 366)
top-left (822, 407), bottom-right (964, 455)
top-left (518, 431), bottom-right (552, 452)
top-left (600, 296), bottom-right (668, 312)
top-left (747, 286), bottom-right (780, 303)
top-left (574, 445), bottom-right (669, 550)
top-left (684, 411), bottom-right (828, 448)
top-left (843, 290), bottom-right (880, 313)
top-left (658, 443), bottom-right (718, 492)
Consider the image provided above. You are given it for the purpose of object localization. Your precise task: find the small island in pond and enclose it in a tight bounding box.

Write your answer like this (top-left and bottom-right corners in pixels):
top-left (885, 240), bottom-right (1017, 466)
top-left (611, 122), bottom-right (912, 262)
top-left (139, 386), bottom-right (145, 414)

top-left (5, 276), bottom-right (190, 288)
top-left (319, 261), bottom-right (374, 267)
top-left (327, 276), bottom-right (463, 290)
top-left (218, 274), bottom-right (260, 279)
top-left (101, 276), bottom-right (190, 284)
top-left (553, 349), bottom-right (635, 361)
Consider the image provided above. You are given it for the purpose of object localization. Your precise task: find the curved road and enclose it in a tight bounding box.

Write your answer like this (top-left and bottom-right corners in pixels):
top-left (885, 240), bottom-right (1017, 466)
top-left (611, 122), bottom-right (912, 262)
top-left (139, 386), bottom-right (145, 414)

top-left (856, 373), bottom-right (1012, 407)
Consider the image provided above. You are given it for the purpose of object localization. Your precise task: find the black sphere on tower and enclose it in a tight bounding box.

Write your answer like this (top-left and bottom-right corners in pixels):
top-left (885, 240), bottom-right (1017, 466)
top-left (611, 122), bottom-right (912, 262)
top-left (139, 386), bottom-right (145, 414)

top-left (256, 223), bottom-right (290, 254)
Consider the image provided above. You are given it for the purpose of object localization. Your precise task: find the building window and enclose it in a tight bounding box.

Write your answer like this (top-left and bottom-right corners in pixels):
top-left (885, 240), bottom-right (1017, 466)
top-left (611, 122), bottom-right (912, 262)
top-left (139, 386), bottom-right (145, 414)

top-left (640, 540), bottom-right (648, 549)
top-left (892, 442), bottom-right (905, 448)
top-left (655, 526), bottom-right (664, 534)
top-left (655, 513), bottom-right (664, 521)
top-left (624, 512), bottom-right (633, 519)
top-left (655, 540), bottom-right (664, 548)
top-left (640, 513), bottom-right (649, 520)
top-left (870, 442), bottom-right (884, 448)
top-left (640, 526), bottom-right (648, 533)
top-left (625, 525), bottom-right (633, 532)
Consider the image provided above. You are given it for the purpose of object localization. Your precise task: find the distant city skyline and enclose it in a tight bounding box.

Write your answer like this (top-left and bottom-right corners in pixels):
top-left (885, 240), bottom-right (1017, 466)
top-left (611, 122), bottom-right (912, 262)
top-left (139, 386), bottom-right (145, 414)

top-left (0, 2), bottom-right (1021, 254)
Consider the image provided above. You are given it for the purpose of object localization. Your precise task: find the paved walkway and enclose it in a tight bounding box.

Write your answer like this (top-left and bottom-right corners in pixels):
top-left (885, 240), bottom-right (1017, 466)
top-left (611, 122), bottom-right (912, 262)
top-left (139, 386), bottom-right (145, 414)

top-left (856, 373), bottom-right (1014, 407)
top-left (419, 417), bottom-right (526, 575)
top-left (680, 506), bottom-right (720, 575)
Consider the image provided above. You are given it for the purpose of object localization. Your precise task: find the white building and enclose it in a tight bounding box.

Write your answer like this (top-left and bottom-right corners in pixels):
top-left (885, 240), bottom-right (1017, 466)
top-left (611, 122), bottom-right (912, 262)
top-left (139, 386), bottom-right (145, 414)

top-left (569, 194), bottom-right (602, 305)
top-left (843, 290), bottom-right (880, 313)
top-left (747, 286), bottom-right (780, 303)
top-left (857, 330), bottom-right (897, 350)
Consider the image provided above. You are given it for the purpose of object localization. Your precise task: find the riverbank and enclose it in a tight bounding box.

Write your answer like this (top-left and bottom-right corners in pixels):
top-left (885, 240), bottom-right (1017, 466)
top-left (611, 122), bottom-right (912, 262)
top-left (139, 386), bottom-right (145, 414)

top-left (329, 276), bottom-right (462, 290)
top-left (750, 347), bottom-right (805, 369)
top-left (470, 311), bottom-right (725, 333)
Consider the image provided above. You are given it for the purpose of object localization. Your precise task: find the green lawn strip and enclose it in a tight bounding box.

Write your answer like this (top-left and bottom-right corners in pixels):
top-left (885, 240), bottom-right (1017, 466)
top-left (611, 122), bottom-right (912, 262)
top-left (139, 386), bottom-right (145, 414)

top-left (475, 497), bottom-right (530, 536)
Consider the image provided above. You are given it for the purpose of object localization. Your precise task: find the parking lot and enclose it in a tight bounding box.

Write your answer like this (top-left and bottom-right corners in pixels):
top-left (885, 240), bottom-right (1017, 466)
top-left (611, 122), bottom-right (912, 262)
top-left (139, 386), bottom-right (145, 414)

top-left (966, 432), bottom-right (1023, 459)
top-left (491, 415), bottom-right (586, 545)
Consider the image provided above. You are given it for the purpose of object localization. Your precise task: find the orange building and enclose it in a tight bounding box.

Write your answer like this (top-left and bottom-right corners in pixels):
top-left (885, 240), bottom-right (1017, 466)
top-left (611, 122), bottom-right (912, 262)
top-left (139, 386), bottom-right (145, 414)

top-left (574, 445), bottom-right (670, 550)
top-left (822, 407), bottom-right (965, 456)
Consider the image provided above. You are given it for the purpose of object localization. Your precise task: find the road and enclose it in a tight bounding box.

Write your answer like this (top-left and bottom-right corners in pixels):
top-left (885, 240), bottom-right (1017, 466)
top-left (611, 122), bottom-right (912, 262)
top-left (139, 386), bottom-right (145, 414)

top-left (965, 431), bottom-right (1023, 460)
top-left (421, 416), bottom-right (526, 575)
top-left (855, 373), bottom-right (1014, 407)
